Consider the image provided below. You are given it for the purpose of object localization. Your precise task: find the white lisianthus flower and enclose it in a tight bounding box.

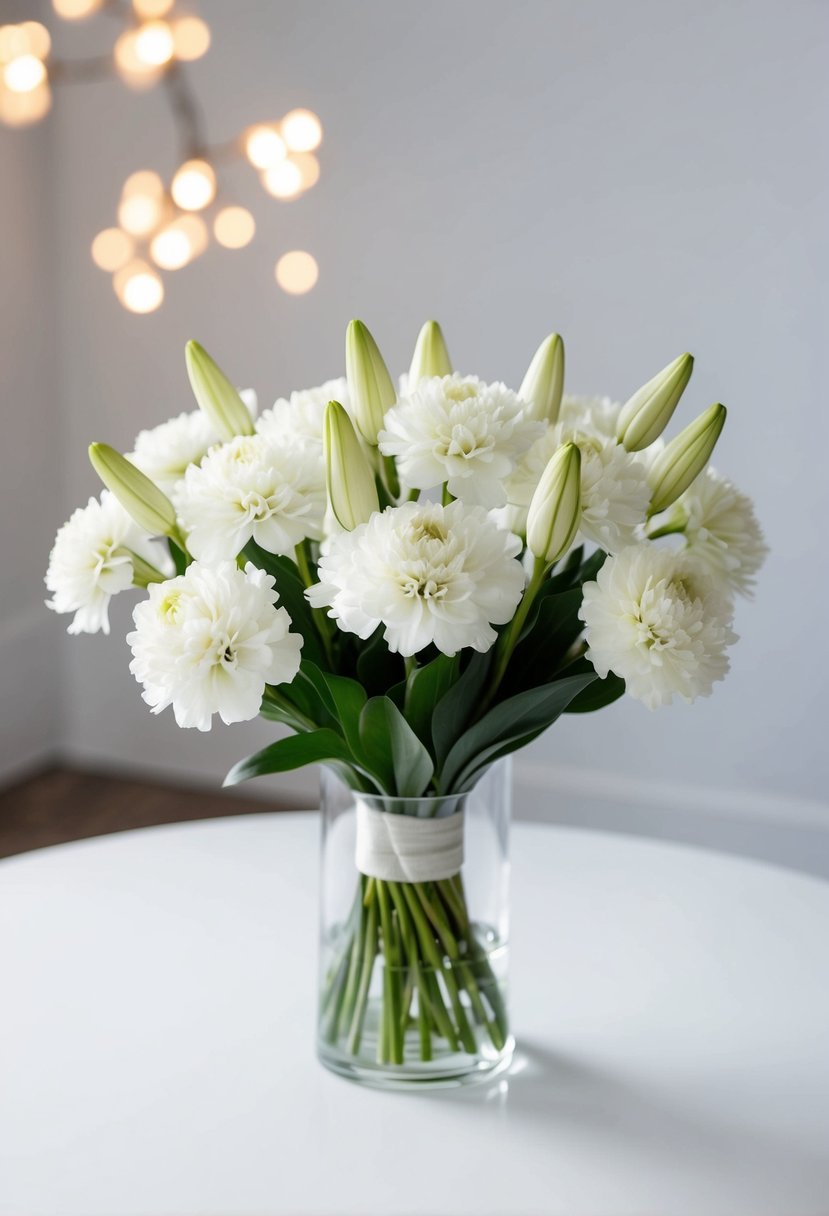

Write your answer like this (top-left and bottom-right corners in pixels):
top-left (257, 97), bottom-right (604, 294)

top-left (307, 500), bottom-right (525, 656)
top-left (173, 433), bottom-right (325, 562)
top-left (128, 391), bottom-right (257, 494)
top-left (256, 378), bottom-right (349, 450)
top-left (655, 468), bottom-right (768, 598)
top-left (580, 544), bottom-right (738, 709)
top-left (559, 394), bottom-right (621, 441)
top-left (378, 374), bottom-right (543, 508)
top-left (127, 561), bottom-right (302, 731)
top-left (45, 491), bottom-right (171, 636)
top-left (497, 422), bottom-right (650, 553)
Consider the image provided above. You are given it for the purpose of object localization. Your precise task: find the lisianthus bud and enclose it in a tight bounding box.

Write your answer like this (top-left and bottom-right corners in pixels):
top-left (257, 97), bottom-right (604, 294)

top-left (616, 353), bottom-right (694, 451)
top-left (519, 333), bottom-right (565, 424)
top-left (345, 320), bottom-right (396, 445)
top-left (526, 442), bottom-right (581, 564)
top-left (89, 442), bottom-right (179, 538)
top-left (324, 400), bottom-right (380, 530)
top-left (185, 340), bottom-right (255, 442)
top-left (408, 320), bottom-right (453, 386)
top-left (648, 403), bottom-right (727, 515)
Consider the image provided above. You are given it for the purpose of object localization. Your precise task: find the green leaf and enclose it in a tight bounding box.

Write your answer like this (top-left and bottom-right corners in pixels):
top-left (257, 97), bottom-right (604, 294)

top-left (438, 672), bottom-right (597, 793)
top-left (559, 657), bottom-right (626, 713)
top-left (431, 651), bottom-right (492, 769)
top-left (224, 729), bottom-right (354, 786)
top-left (167, 537), bottom-right (188, 576)
top-left (359, 697), bottom-right (435, 797)
top-left (303, 662), bottom-right (368, 759)
top-left (242, 542), bottom-right (325, 667)
top-left (504, 589), bottom-right (586, 696)
top-left (405, 653), bottom-right (460, 749)
top-left (356, 626), bottom-right (405, 697)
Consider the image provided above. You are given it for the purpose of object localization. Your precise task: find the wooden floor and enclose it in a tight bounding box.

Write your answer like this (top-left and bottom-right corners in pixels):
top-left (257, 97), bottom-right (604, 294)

top-left (0, 766), bottom-right (296, 860)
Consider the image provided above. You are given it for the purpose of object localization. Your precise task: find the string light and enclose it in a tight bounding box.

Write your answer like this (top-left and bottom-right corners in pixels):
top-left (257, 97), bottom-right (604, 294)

top-left (171, 159), bottom-right (216, 211)
top-left (3, 7), bottom-right (324, 310)
top-left (275, 250), bottom-right (319, 295)
top-left (213, 206), bottom-right (255, 249)
top-left (113, 259), bottom-right (165, 313)
top-left (281, 109), bottom-right (322, 153)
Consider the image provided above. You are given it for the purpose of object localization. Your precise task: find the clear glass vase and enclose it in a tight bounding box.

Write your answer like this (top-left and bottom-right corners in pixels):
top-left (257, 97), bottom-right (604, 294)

top-left (317, 759), bottom-right (513, 1089)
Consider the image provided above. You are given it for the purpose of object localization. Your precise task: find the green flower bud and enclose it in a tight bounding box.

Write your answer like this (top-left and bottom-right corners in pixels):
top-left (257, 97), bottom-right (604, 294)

top-left (616, 352), bottom-right (694, 451)
top-left (526, 442), bottom-right (582, 565)
top-left (648, 403), bottom-right (727, 515)
top-left (519, 333), bottom-right (565, 424)
top-left (345, 320), bottom-right (396, 445)
top-left (324, 400), bottom-right (380, 530)
top-left (185, 340), bottom-right (255, 442)
top-left (408, 320), bottom-right (453, 386)
top-left (89, 442), bottom-right (179, 539)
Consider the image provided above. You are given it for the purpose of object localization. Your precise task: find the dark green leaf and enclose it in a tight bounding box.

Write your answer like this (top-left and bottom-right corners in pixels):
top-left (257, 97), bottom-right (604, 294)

top-left (224, 729), bottom-right (353, 786)
top-left (168, 537), bottom-right (188, 576)
top-left (356, 627), bottom-right (405, 697)
top-left (242, 541), bottom-right (325, 667)
top-left (359, 697), bottom-right (435, 797)
top-left (559, 656), bottom-right (626, 713)
top-left (431, 651), bottom-right (492, 769)
top-left (405, 654), bottom-right (460, 749)
top-left (503, 589), bottom-right (585, 696)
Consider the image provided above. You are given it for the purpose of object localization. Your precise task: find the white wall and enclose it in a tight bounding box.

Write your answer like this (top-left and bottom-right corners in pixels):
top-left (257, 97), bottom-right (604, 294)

top-left (7, 2), bottom-right (829, 853)
top-left (0, 0), bottom-right (61, 781)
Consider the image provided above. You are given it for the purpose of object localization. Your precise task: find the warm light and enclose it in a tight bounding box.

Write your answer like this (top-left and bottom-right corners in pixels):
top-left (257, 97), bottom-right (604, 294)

top-left (149, 215), bottom-right (206, 270)
top-left (134, 20), bottom-right (174, 67)
top-left (275, 250), bottom-right (318, 295)
top-left (0, 81), bottom-right (51, 126)
top-left (114, 29), bottom-right (161, 87)
top-left (4, 54), bottom-right (47, 94)
top-left (52, 0), bottom-right (104, 19)
top-left (20, 23), bottom-right (51, 60)
top-left (114, 259), bottom-right (164, 313)
top-left (291, 152), bottom-right (320, 191)
top-left (244, 125), bottom-right (286, 170)
top-left (213, 206), bottom-right (255, 249)
top-left (171, 16), bottom-right (210, 61)
top-left (132, 0), bottom-right (173, 18)
top-left (171, 159), bottom-right (216, 211)
top-left (118, 193), bottom-right (164, 238)
top-left (91, 227), bottom-right (134, 272)
top-left (177, 213), bottom-right (208, 257)
top-left (281, 109), bottom-right (322, 153)
top-left (262, 159), bottom-right (303, 200)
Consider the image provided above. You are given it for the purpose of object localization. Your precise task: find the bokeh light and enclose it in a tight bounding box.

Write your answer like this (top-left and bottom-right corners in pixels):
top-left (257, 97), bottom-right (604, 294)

top-left (113, 259), bottom-right (164, 313)
top-left (149, 214), bottom-right (207, 269)
top-left (4, 54), bottom-right (46, 94)
top-left (245, 125), bottom-right (286, 170)
top-left (134, 20), bottom-right (174, 68)
top-left (0, 82), bottom-right (51, 126)
top-left (213, 206), bottom-right (255, 249)
top-left (91, 227), bottom-right (134, 272)
top-left (292, 152), bottom-right (320, 191)
top-left (132, 0), bottom-right (173, 18)
top-left (262, 159), bottom-right (303, 200)
top-left (275, 250), bottom-right (319, 295)
top-left (52, 0), bottom-right (104, 19)
top-left (171, 16), bottom-right (210, 62)
top-left (281, 109), bottom-right (322, 153)
top-left (171, 159), bottom-right (216, 211)
top-left (118, 171), bottom-right (165, 237)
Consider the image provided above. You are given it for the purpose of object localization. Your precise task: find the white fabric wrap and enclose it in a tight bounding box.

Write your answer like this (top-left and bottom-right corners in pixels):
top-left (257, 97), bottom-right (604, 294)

top-left (354, 801), bottom-right (465, 882)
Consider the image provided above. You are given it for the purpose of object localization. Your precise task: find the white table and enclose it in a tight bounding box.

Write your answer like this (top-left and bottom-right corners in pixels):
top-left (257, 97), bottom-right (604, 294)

top-left (2, 814), bottom-right (828, 1216)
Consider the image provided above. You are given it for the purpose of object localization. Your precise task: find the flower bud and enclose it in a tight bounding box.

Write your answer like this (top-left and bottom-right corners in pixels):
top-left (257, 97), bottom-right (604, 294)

top-left (185, 340), bottom-right (255, 442)
top-left (648, 403), bottom-right (727, 515)
top-left (408, 320), bottom-right (452, 386)
top-left (345, 320), bottom-right (396, 445)
top-left (526, 442), bottom-right (581, 565)
top-left (324, 400), bottom-right (380, 530)
top-left (616, 352), bottom-right (694, 451)
top-left (519, 333), bottom-right (565, 424)
top-left (89, 442), bottom-right (178, 538)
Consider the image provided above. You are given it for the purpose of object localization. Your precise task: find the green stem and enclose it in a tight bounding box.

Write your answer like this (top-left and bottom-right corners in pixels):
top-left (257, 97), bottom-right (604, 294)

top-left (294, 543), bottom-right (336, 668)
top-left (478, 556), bottom-right (548, 715)
top-left (376, 881), bottom-right (403, 1064)
top-left (347, 895), bottom-right (378, 1056)
top-left (403, 884), bottom-right (476, 1054)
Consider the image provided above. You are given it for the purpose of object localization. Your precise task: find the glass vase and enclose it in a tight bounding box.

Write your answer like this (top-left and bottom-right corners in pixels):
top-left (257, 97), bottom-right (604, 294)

top-left (317, 759), bottom-right (513, 1089)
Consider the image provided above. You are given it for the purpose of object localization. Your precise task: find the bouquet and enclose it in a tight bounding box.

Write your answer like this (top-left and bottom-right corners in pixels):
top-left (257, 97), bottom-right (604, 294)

top-left (45, 320), bottom-right (766, 1075)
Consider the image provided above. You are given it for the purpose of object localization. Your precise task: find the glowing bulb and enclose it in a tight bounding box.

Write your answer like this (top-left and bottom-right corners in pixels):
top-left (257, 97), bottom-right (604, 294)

top-left (134, 20), bottom-right (174, 67)
top-left (171, 16), bottom-right (210, 61)
top-left (171, 159), bottom-right (216, 211)
top-left (0, 81), bottom-right (51, 126)
top-left (118, 194), bottom-right (163, 238)
top-left (132, 0), bottom-right (173, 17)
top-left (262, 159), bottom-right (303, 200)
top-left (4, 54), bottom-right (46, 94)
top-left (213, 206), bottom-right (255, 249)
top-left (275, 250), bottom-right (319, 295)
top-left (281, 109), bottom-right (322, 153)
top-left (149, 215), bottom-right (206, 270)
top-left (20, 23), bottom-right (51, 60)
top-left (114, 260), bottom-right (164, 314)
top-left (52, 0), bottom-right (104, 19)
top-left (244, 125), bottom-right (286, 170)
top-left (121, 169), bottom-right (164, 200)
top-left (91, 227), bottom-right (134, 272)
top-left (291, 152), bottom-right (320, 191)
top-left (114, 29), bottom-right (161, 87)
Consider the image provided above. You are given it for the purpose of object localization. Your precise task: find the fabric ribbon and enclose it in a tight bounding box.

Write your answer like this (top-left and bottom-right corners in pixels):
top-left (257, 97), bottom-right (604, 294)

top-left (354, 801), bottom-right (465, 882)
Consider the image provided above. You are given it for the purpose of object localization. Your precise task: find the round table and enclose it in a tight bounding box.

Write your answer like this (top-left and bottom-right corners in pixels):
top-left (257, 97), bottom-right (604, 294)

top-left (1, 813), bottom-right (828, 1216)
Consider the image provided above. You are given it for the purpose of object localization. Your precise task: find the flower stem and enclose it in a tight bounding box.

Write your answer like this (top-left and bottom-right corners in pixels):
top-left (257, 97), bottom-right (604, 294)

top-left (293, 542), bottom-right (336, 669)
top-left (478, 556), bottom-right (547, 715)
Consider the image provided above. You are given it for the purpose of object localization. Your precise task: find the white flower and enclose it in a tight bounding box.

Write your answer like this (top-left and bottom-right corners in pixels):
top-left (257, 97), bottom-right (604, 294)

top-left (173, 433), bottom-right (325, 562)
top-left (498, 422), bottom-right (650, 553)
top-left (307, 500), bottom-right (525, 656)
top-left (378, 374), bottom-right (542, 507)
top-left (580, 544), bottom-right (738, 709)
top-left (559, 394), bottom-right (621, 441)
top-left (45, 491), bottom-right (171, 636)
top-left (659, 468), bottom-right (768, 598)
top-left (255, 378), bottom-right (349, 479)
top-left (127, 561), bottom-right (302, 731)
top-left (128, 391), bottom-right (257, 494)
